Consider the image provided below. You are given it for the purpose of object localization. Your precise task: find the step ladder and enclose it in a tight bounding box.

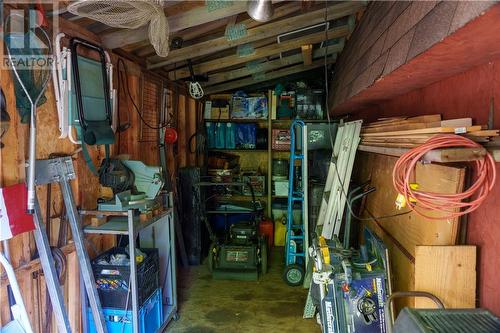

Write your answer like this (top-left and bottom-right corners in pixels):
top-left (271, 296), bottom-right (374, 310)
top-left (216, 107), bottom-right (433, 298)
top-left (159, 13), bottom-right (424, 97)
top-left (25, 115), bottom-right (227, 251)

top-left (316, 120), bottom-right (362, 239)
top-left (285, 120), bottom-right (309, 272)
top-left (32, 157), bottom-right (108, 333)
top-left (303, 120), bottom-right (362, 319)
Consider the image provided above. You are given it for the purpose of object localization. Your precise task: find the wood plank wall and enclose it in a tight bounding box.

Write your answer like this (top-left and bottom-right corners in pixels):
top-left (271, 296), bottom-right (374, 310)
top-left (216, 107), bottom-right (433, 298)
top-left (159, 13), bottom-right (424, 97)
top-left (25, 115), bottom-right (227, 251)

top-left (0, 29), bottom-right (201, 333)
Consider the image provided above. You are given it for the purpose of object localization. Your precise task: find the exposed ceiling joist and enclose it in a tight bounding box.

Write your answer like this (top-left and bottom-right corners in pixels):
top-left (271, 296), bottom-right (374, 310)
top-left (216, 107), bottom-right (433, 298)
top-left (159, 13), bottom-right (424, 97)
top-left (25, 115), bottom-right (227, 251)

top-left (167, 25), bottom-right (349, 80)
top-left (205, 58), bottom-right (336, 94)
top-left (101, 1), bottom-right (249, 50)
top-left (148, 1), bottom-right (364, 69)
top-left (205, 45), bottom-right (340, 87)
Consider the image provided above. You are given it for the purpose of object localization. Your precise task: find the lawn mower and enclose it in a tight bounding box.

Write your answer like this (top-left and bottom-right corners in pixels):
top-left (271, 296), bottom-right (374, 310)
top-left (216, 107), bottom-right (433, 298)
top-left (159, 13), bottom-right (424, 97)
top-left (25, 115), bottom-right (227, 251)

top-left (204, 182), bottom-right (268, 281)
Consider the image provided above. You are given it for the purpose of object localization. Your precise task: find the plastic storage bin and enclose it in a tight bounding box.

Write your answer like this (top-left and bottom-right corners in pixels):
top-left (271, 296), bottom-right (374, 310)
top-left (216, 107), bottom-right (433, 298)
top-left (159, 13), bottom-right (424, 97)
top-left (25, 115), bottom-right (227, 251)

top-left (92, 247), bottom-right (159, 309)
top-left (87, 288), bottom-right (163, 333)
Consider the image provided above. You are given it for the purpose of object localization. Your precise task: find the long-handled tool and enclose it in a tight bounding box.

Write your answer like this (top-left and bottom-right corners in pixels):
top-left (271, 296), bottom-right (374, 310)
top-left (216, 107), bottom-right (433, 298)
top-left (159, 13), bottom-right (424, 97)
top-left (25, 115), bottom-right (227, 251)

top-left (4, 14), bottom-right (52, 213)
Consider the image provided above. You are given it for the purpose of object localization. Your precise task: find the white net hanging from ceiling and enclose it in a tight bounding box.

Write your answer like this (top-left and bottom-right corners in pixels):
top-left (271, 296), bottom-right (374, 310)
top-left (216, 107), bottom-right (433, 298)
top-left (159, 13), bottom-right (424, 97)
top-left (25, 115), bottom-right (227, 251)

top-left (67, 0), bottom-right (170, 57)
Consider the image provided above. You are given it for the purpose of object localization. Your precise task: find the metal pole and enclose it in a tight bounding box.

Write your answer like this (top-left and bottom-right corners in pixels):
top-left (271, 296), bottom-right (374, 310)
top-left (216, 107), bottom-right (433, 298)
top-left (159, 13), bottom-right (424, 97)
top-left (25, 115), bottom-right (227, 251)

top-left (32, 198), bottom-right (72, 333)
top-left (59, 178), bottom-right (107, 333)
top-left (128, 209), bottom-right (139, 333)
top-left (169, 212), bottom-right (178, 315)
top-left (385, 291), bottom-right (444, 333)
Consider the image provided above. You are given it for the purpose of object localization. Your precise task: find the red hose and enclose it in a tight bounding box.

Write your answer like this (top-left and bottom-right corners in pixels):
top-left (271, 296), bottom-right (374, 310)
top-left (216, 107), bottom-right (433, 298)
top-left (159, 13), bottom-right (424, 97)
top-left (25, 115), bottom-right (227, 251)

top-left (392, 134), bottom-right (496, 220)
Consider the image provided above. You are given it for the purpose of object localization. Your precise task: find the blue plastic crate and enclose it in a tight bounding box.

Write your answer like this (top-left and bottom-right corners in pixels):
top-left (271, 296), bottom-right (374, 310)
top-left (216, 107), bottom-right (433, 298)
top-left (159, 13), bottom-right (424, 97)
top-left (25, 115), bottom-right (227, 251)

top-left (87, 288), bottom-right (163, 333)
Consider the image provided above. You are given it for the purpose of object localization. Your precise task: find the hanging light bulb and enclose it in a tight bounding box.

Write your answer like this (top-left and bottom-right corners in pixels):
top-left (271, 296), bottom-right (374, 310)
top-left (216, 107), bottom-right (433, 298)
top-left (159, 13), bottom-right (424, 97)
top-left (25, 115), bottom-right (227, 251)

top-left (247, 0), bottom-right (274, 23)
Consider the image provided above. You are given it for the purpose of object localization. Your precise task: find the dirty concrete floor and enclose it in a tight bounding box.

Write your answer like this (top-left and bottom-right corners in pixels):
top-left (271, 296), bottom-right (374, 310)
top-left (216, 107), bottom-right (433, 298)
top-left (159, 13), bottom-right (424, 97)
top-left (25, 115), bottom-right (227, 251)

top-left (166, 248), bottom-right (318, 333)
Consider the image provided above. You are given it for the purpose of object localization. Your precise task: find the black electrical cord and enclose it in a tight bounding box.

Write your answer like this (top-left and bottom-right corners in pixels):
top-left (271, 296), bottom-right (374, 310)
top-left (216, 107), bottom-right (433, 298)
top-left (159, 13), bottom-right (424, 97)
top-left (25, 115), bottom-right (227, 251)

top-left (321, 3), bottom-right (412, 223)
top-left (116, 58), bottom-right (169, 130)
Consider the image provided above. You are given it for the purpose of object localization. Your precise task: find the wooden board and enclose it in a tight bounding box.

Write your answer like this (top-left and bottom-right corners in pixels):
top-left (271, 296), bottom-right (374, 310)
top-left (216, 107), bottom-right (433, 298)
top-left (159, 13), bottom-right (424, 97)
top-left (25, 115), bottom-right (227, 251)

top-left (415, 246), bottom-right (476, 309)
top-left (358, 145), bottom-right (486, 162)
top-left (361, 125), bottom-right (482, 137)
top-left (354, 152), bottom-right (465, 310)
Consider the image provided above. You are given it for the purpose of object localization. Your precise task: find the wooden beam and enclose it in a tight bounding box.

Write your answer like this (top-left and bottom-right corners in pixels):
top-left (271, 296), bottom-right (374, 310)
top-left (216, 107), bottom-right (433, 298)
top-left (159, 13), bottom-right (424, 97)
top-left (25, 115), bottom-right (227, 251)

top-left (148, 2), bottom-right (364, 69)
top-left (102, 1), bottom-right (249, 50)
top-left (358, 145), bottom-right (487, 162)
top-left (129, 2), bottom-right (303, 58)
top-left (205, 58), bottom-right (335, 94)
top-left (205, 46), bottom-right (339, 86)
top-left (361, 125), bottom-right (482, 137)
top-left (167, 26), bottom-right (348, 79)
top-left (55, 15), bottom-right (102, 44)
top-left (301, 44), bottom-right (313, 65)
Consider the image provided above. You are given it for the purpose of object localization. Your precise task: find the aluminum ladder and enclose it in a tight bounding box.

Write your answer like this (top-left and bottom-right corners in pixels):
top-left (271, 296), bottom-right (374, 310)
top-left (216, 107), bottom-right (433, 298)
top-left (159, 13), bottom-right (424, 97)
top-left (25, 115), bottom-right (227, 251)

top-left (32, 157), bottom-right (108, 333)
top-left (284, 120), bottom-right (309, 282)
top-left (316, 120), bottom-right (362, 239)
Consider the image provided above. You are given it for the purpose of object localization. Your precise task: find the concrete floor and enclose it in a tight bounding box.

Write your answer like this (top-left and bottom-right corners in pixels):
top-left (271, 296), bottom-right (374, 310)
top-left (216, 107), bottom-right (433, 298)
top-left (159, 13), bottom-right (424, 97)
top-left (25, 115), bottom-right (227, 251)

top-left (166, 248), bottom-right (318, 333)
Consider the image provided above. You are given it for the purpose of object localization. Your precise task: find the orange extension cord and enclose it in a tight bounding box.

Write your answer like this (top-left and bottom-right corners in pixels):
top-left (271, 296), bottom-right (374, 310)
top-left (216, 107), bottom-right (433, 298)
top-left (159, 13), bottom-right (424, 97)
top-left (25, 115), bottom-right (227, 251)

top-left (392, 134), bottom-right (497, 220)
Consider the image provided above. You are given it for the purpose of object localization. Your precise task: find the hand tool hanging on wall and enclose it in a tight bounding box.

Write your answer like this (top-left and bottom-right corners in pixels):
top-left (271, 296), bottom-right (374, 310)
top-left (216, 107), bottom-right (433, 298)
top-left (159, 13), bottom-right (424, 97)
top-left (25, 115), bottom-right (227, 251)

top-left (0, 88), bottom-right (10, 149)
top-left (4, 13), bottom-right (52, 213)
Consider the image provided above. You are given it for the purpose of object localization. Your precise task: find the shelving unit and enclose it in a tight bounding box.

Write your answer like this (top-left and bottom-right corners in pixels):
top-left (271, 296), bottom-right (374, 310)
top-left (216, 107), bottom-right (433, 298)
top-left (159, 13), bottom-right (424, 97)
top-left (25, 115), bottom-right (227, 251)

top-left (205, 92), bottom-right (330, 218)
top-left (81, 209), bottom-right (177, 333)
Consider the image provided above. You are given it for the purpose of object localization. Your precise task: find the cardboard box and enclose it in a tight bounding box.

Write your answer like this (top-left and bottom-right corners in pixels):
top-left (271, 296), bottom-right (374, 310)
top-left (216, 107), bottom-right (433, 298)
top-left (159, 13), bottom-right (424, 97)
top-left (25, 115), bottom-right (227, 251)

top-left (231, 95), bottom-right (268, 119)
top-left (210, 94), bottom-right (231, 119)
top-left (272, 129), bottom-right (291, 150)
top-left (211, 106), bottom-right (229, 119)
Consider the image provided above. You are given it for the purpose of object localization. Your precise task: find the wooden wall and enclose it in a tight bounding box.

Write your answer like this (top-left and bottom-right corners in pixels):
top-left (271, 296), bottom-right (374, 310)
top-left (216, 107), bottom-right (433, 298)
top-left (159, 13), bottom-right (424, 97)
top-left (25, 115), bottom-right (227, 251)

top-left (0, 19), bottom-right (201, 333)
top-left (354, 60), bottom-right (500, 315)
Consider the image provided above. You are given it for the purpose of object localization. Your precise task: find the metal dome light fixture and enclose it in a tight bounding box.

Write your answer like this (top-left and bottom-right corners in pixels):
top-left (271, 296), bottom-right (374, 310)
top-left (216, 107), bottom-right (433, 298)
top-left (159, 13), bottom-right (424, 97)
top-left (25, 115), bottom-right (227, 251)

top-left (247, 0), bottom-right (274, 23)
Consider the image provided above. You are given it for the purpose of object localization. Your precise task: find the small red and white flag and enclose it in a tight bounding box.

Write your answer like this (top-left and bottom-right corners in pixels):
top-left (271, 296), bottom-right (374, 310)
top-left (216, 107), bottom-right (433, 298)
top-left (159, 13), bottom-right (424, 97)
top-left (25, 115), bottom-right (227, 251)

top-left (0, 183), bottom-right (35, 241)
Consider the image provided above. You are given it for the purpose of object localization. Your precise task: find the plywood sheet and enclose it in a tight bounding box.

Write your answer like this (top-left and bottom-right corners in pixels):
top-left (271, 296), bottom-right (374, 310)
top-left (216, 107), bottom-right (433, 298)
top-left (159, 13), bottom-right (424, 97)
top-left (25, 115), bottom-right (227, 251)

top-left (355, 152), bottom-right (466, 312)
top-left (356, 152), bottom-right (464, 257)
top-left (415, 245), bottom-right (476, 308)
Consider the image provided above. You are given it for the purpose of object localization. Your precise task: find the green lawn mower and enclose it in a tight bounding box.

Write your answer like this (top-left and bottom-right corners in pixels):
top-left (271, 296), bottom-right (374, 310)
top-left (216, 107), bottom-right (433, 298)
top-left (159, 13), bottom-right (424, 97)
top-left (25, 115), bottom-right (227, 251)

top-left (205, 183), bottom-right (268, 281)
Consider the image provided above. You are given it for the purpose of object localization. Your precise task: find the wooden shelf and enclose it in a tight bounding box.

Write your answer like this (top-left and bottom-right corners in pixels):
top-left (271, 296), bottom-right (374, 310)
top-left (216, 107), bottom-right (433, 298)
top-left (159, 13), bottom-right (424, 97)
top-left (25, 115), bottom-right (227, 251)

top-left (204, 118), bottom-right (268, 123)
top-left (209, 148), bottom-right (268, 152)
top-left (271, 119), bottom-right (328, 123)
top-left (204, 118), bottom-right (328, 123)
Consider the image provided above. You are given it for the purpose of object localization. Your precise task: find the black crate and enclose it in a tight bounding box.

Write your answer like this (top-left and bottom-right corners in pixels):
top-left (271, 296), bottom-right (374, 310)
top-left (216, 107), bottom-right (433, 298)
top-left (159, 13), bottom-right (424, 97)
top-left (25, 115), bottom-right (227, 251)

top-left (92, 247), bottom-right (159, 309)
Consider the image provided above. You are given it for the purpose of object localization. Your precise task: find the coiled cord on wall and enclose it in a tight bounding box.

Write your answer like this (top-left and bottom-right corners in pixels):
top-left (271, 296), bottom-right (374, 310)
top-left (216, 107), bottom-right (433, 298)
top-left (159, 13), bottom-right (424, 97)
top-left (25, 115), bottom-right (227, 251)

top-left (392, 134), bottom-right (497, 220)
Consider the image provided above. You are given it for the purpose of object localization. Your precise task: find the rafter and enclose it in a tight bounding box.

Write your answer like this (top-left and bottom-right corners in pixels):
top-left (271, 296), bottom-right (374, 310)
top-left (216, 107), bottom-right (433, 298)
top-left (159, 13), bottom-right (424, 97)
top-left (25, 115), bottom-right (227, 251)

top-left (166, 25), bottom-right (349, 80)
top-left (204, 46), bottom-right (340, 87)
top-left (147, 1), bottom-right (364, 69)
top-left (205, 58), bottom-right (336, 95)
top-left (101, 1), bottom-right (248, 50)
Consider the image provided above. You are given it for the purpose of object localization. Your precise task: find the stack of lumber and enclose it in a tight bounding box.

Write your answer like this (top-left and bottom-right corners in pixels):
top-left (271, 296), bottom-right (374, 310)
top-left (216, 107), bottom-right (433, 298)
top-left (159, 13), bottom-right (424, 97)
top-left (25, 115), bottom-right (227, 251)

top-left (361, 115), bottom-right (498, 146)
top-left (358, 115), bottom-right (500, 161)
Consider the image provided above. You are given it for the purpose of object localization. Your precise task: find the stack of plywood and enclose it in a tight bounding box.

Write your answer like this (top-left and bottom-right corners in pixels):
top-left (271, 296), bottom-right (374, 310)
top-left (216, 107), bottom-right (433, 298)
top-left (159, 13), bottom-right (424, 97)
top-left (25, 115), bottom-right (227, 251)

top-left (354, 152), bottom-right (477, 312)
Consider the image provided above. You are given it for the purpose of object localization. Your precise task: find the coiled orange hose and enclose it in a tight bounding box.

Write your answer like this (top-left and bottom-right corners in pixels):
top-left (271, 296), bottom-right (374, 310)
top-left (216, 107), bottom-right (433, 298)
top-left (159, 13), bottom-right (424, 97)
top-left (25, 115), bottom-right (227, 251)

top-left (392, 134), bottom-right (496, 220)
